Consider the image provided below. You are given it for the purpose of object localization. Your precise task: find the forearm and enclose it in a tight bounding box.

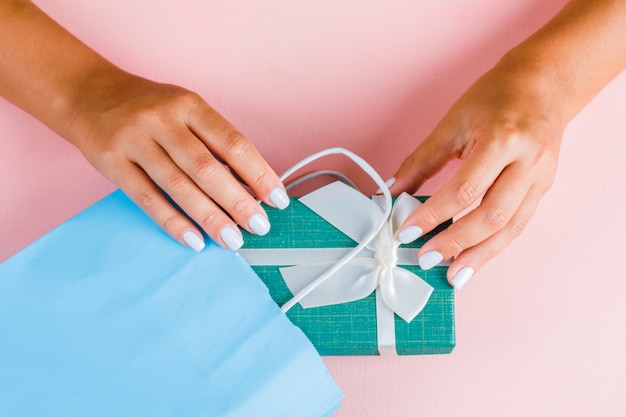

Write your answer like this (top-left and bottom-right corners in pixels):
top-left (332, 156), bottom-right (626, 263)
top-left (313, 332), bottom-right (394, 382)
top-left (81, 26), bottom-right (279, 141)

top-left (0, 0), bottom-right (124, 141)
top-left (0, 0), bottom-right (287, 252)
top-left (496, 0), bottom-right (626, 125)
top-left (392, 0), bottom-right (626, 289)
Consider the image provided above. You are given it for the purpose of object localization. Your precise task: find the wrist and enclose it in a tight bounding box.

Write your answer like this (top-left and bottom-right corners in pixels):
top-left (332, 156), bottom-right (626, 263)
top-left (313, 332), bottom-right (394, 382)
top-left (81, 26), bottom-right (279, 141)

top-left (496, 36), bottom-right (594, 129)
top-left (62, 64), bottom-right (139, 148)
top-left (494, 0), bottom-right (626, 125)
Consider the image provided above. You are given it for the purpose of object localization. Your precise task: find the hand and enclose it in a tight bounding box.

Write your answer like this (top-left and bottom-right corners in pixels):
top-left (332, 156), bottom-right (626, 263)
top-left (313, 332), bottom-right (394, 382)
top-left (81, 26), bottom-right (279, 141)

top-left (390, 59), bottom-right (564, 289)
top-left (388, 0), bottom-right (626, 290)
top-left (67, 71), bottom-right (289, 251)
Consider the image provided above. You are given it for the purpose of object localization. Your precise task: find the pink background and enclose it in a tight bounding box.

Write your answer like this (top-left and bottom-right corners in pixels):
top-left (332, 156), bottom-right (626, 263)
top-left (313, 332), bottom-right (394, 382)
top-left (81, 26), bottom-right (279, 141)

top-left (2, 1), bottom-right (625, 415)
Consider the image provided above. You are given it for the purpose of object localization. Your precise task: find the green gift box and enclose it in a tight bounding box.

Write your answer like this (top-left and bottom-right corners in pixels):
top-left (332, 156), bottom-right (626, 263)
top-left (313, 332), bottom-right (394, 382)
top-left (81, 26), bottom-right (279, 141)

top-left (240, 184), bottom-right (455, 356)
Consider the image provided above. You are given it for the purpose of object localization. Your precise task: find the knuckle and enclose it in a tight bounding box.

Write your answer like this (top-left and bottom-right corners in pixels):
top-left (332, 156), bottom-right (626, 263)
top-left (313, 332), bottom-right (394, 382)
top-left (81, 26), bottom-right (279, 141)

top-left (526, 144), bottom-right (559, 193)
top-left (172, 89), bottom-right (202, 110)
top-left (91, 133), bottom-right (129, 165)
top-left (165, 173), bottom-right (191, 193)
top-left (222, 128), bottom-right (252, 158)
top-left (136, 191), bottom-right (156, 211)
top-left (106, 126), bottom-right (131, 147)
top-left (96, 144), bottom-right (124, 167)
top-left (230, 197), bottom-right (251, 216)
top-left (531, 146), bottom-right (550, 167)
top-left (161, 214), bottom-right (180, 235)
top-left (485, 207), bottom-right (509, 231)
top-left (496, 125), bottom-right (522, 149)
top-left (200, 209), bottom-right (222, 230)
top-left (420, 207), bottom-right (441, 229)
top-left (135, 104), bottom-right (167, 127)
top-left (474, 249), bottom-right (492, 267)
top-left (175, 89), bottom-right (199, 102)
top-left (528, 143), bottom-right (557, 171)
top-left (192, 154), bottom-right (221, 181)
top-left (251, 169), bottom-right (270, 187)
top-left (446, 235), bottom-right (466, 255)
top-left (454, 181), bottom-right (479, 207)
top-left (510, 218), bottom-right (528, 238)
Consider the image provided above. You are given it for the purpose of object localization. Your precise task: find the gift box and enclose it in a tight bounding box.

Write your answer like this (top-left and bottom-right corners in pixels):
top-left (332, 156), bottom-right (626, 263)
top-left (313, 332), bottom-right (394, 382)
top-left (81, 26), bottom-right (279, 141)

top-left (0, 190), bottom-right (343, 417)
top-left (240, 181), bottom-right (455, 356)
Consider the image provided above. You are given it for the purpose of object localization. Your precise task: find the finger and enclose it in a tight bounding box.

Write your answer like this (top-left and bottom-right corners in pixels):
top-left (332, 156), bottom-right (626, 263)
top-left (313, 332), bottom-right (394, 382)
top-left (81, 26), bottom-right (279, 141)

top-left (130, 144), bottom-right (248, 250)
top-left (416, 161), bottom-right (532, 269)
top-left (389, 122), bottom-right (459, 195)
top-left (446, 186), bottom-right (544, 290)
top-left (157, 127), bottom-right (272, 237)
top-left (105, 160), bottom-right (211, 251)
top-left (186, 102), bottom-right (289, 210)
top-left (398, 140), bottom-right (515, 243)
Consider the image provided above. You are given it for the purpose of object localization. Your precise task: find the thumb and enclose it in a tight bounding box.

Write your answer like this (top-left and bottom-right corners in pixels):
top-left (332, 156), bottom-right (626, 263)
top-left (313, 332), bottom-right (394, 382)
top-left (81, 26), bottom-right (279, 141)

top-left (389, 124), bottom-right (461, 194)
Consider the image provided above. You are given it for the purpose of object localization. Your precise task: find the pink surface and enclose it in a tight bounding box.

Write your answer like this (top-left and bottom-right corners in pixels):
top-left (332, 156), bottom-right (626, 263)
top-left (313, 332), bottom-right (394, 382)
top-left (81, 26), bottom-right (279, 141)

top-left (2, 1), bottom-right (625, 415)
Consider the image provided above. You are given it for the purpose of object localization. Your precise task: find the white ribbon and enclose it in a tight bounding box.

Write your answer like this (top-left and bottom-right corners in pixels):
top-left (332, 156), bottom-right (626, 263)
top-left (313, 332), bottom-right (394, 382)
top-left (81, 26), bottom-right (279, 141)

top-left (239, 147), bottom-right (438, 356)
top-left (277, 181), bottom-right (434, 324)
top-left (240, 180), bottom-right (436, 356)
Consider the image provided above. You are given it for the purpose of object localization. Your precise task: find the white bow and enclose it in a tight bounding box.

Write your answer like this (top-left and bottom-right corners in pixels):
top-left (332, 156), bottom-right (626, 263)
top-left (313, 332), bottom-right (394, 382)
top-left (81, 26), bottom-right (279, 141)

top-left (279, 181), bottom-right (433, 323)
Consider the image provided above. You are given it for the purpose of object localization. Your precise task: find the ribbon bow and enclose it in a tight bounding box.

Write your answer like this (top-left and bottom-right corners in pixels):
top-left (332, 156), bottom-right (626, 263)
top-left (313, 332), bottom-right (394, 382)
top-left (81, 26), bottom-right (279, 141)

top-left (239, 147), bottom-right (439, 355)
top-left (278, 181), bottom-right (433, 323)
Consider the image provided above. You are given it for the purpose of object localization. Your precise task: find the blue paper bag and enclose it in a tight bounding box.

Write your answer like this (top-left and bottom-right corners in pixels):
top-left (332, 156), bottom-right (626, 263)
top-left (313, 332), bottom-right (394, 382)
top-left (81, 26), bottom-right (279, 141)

top-left (0, 190), bottom-right (343, 417)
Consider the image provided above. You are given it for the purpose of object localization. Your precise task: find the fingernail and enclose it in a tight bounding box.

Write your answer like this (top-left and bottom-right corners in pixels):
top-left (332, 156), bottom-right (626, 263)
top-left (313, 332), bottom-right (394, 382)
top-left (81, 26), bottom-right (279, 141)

top-left (248, 213), bottom-right (271, 236)
top-left (219, 226), bottom-right (244, 251)
top-left (451, 267), bottom-right (474, 290)
top-left (419, 251), bottom-right (443, 270)
top-left (398, 226), bottom-right (423, 244)
top-left (269, 187), bottom-right (290, 210)
top-left (376, 177), bottom-right (397, 194)
top-left (182, 230), bottom-right (205, 252)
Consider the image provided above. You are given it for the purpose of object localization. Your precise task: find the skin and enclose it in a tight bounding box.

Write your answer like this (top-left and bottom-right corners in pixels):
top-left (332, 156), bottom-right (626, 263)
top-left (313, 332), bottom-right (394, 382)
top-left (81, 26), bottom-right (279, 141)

top-left (1, 1), bottom-right (625, 287)
top-left (0, 0), bottom-right (287, 251)
top-left (390, 0), bottom-right (626, 287)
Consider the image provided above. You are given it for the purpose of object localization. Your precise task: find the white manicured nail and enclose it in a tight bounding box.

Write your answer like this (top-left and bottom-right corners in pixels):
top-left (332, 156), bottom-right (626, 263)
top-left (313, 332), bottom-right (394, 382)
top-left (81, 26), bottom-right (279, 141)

top-left (419, 251), bottom-right (443, 270)
top-left (269, 187), bottom-right (290, 210)
top-left (398, 226), bottom-right (423, 244)
top-left (182, 230), bottom-right (205, 252)
top-left (376, 177), bottom-right (397, 194)
top-left (219, 226), bottom-right (244, 251)
top-left (248, 213), bottom-right (271, 236)
top-left (451, 267), bottom-right (474, 290)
